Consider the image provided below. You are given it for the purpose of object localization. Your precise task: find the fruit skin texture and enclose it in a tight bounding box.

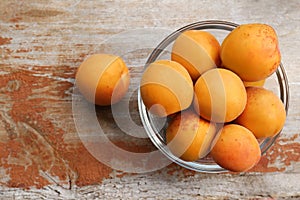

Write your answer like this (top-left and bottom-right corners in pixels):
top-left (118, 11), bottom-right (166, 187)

top-left (75, 54), bottom-right (130, 106)
top-left (236, 87), bottom-right (286, 139)
top-left (210, 124), bottom-right (261, 172)
top-left (193, 68), bottom-right (247, 123)
top-left (171, 30), bottom-right (221, 81)
top-left (220, 23), bottom-right (281, 82)
top-left (140, 60), bottom-right (194, 117)
top-left (166, 110), bottom-right (217, 162)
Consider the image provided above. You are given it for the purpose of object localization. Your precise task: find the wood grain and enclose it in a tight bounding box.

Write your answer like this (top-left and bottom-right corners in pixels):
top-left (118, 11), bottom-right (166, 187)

top-left (0, 0), bottom-right (299, 199)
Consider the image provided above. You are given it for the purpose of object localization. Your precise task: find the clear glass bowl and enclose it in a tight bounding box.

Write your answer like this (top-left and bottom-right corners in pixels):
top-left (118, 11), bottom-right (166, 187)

top-left (138, 20), bottom-right (289, 173)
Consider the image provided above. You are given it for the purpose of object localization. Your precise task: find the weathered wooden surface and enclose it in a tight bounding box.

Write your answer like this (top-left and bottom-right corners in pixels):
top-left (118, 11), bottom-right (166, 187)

top-left (0, 0), bottom-right (300, 199)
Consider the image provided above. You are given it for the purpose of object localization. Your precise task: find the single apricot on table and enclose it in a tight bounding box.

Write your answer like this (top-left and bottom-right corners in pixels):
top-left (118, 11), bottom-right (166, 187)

top-left (75, 54), bottom-right (130, 106)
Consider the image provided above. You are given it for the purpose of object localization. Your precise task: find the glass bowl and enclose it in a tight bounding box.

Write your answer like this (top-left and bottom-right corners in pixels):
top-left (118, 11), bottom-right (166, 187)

top-left (138, 20), bottom-right (289, 173)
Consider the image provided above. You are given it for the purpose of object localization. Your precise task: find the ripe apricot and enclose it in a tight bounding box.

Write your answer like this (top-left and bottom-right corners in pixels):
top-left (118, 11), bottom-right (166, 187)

top-left (220, 23), bottom-right (281, 82)
top-left (243, 79), bottom-right (265, 87)
top-left (236, 87), bottom-right (286, 138)
top-left (193, 68), bottom-right (247, 123)
top-left (140, 60), bottom-right (193, 117)
top-left (75, 54), bottom-right (130, 106)
top-left (166, 110), bottom-right (217, 161)
top-left (171, 30), bottom-right (221, 81)
top-left (210, 124), bottom-right (261, 172)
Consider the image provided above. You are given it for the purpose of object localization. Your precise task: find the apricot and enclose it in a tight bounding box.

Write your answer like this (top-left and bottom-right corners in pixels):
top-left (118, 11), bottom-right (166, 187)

top-left (236, 87), bottom-right (286, 139)
top-left (171, 30), bottom-right (221, 81)
top-left (75, 54), bottom-right (130, 106)
top-left (243, 79), bottom-right (265, 87)
top-left (166, 110), bottom-right (217, 161)
top-left (140, 60), bottom-right (193, 117)
top-left (210, 124), bottom-right (261, 172)
top-left (193, 68), bottom-right (247, 123)
top-left (220, 23), bottom-right (281, 81)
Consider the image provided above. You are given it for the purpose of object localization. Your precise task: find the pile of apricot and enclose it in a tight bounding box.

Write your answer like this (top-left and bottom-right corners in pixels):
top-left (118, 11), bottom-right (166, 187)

top-left (140, 23), bottom-right (286, 172)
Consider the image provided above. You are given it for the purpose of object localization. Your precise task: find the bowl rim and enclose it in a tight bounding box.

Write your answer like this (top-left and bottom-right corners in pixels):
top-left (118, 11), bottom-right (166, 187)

top-left (138, 20), bottom-right (290, 173)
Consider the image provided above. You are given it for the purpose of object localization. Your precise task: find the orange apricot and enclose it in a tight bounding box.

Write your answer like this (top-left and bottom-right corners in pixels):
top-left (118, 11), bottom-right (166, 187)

top-left (210, 124), bottom-right (261, 172)
top-left (166, 110), bottom-right (217, 161)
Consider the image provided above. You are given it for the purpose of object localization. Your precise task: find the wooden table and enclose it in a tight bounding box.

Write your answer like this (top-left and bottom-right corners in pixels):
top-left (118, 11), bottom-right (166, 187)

top-left (1, 0), bottom-right (299, 199)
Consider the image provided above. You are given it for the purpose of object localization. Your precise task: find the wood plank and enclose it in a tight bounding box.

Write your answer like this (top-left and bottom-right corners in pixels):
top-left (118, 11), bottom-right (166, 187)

top-left (0, 0), bottom-right (299, 198)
